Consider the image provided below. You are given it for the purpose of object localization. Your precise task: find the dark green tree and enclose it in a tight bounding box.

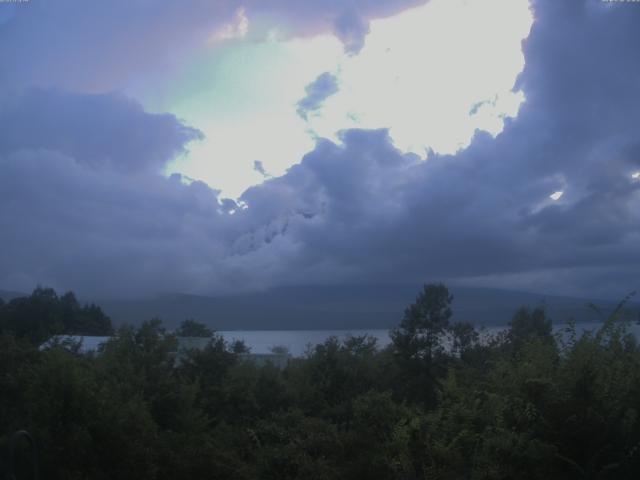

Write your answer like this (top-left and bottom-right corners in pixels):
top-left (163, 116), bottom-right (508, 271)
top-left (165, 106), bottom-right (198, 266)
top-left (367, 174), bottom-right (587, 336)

top-left (0, 287), bottom-right (112, 344)
top-left (391, 283), bottom-right (453, 363)
top-left (389, 284), bottom-right (453, 406)
top-left (175, 318), bottom-right (213, 337)
top-left (507, 306), bottom-right (553, 352)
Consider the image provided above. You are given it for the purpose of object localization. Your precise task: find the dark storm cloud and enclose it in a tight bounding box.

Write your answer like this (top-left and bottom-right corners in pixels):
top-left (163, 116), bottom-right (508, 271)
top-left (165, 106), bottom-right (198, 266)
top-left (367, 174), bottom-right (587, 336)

top-left (0, 4), bottom-right (15, 25)
top-left (234, 129), bottom-right (535, 288)
top-left (0, 89), bottom-right (202, 173)
top-left (333, 10), bottom-right (371, 55)
top-left (0, 0), bottom-right (232, 92)
top-left (230, 0), bottom-right (640, 298)
top-left (297, 73), bottom-right (340, 120)
top-left (0, 150), bottom-right (230, 296)
top-left (0, 88), bottom-right (230, 297)
top-left (0, 0), bottom-right (425, 92)
top-left (1, 0), bottom-right (639, 300)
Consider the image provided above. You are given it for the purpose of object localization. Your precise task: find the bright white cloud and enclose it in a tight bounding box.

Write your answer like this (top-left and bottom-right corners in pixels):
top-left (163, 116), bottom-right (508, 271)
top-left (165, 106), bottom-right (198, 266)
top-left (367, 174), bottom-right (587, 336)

top-left (549, 190), bottom-right (564, 201)
top-left (158, 34), bottom-right (344, 198)
top-left (211, 7), bottom-right (250, 42)
top-left (312, 0), bottom-right (533, 155)
top-left (160, 0), bottom-right (533, 198)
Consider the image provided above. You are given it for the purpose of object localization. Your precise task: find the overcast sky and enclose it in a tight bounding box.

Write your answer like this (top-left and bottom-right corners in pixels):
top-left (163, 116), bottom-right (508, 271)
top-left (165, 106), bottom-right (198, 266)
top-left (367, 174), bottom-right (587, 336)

top-left (0, 0), bottom-right (639, 299)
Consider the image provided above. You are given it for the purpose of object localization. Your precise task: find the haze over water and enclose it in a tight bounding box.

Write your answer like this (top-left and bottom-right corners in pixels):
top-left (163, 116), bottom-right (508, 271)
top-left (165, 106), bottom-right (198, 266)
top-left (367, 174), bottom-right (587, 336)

top-left (219, 322), bottom-right (640, 356)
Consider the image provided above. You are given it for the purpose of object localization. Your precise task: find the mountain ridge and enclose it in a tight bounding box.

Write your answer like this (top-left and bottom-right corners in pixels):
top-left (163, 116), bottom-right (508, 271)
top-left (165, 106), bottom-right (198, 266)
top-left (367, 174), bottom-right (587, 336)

top-left (3, 285), bottom-right (637, 330)
top-left (93, 285), bottom-right (639, 330)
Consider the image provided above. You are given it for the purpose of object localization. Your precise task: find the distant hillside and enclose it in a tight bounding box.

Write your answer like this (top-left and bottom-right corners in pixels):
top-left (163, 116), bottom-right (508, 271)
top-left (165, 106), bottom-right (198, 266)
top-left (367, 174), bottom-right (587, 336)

top-left (95, 285), bottom-right (640, 330)
top-left (0, 289), bottom-right (26, 301)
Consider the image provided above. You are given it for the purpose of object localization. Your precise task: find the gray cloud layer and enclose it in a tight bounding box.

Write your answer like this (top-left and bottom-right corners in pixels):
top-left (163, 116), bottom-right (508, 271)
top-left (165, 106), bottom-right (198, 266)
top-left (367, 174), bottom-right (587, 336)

top-left (1, 0), bottom-right (639, 299)
top-left (297, 72), bottom-right (340, 120)
top-left (333, 9), bottom-right (371, 55)
top-left (0, 0), bottom-right (425, 92)
top-left (0, 89), bottom-right (202, 173)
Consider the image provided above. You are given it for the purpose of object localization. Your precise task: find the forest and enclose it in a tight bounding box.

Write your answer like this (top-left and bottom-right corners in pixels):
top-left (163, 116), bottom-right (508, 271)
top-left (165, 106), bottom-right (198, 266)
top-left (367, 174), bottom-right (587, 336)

top-left (1, 285), bottom-right (639, 479)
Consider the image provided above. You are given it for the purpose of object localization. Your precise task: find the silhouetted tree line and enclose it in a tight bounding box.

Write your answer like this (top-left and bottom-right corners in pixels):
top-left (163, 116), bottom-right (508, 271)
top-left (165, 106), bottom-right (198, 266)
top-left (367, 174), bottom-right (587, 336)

top-left (0, 287), bottom-right (112, 344)
top-left (1, 285), bottom-right (639, 479)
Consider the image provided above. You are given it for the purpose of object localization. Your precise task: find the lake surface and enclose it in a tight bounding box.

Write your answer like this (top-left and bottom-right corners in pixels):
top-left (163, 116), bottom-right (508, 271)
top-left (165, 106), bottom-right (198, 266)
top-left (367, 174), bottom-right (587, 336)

top-left (219, 322), bottom-right (640, 356)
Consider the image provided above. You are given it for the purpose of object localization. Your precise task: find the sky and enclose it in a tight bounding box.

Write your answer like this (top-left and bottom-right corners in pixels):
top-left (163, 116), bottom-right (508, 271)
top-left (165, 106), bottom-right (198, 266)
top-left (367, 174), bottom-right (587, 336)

top-left (0, 0), bottom-right (639, 300)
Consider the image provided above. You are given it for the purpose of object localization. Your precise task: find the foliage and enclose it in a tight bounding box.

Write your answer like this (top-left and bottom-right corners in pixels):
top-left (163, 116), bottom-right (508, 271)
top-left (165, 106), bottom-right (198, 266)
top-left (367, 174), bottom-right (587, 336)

top-left (390, 283), bottom-right (453, 406)
top-left (391, 283), bottom-right (453, 362)
top-left (1, 285), bottom-right (639, 479)
top-left (0, 287), bottom-right (112, 344)
top-left (175, 318), bottom-right (213, 337)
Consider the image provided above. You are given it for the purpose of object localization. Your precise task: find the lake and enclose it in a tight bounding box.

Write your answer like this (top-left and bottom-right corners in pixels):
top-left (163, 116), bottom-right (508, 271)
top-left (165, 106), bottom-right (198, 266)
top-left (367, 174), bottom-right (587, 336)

top-left (218, 321), bottom-right (640, 356)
